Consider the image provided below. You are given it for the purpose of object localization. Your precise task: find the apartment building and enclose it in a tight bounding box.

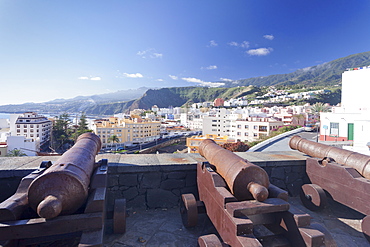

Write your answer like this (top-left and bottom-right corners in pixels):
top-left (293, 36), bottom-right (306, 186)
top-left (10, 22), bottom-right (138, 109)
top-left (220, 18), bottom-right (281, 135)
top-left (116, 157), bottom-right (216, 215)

top-left (230, 117), bottom-right (284, 142)
top-left (93, 117), bottom-right (161, 147)
top-left (10, 112), bottom-right (52, 145)
top-left (202, 108), bottom-right (283, 142)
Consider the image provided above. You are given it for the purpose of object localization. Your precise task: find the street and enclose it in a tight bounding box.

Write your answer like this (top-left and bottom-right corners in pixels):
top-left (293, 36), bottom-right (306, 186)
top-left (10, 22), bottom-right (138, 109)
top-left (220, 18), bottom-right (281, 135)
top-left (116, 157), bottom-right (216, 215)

top-left (259, 130), bottom-right (319, 152)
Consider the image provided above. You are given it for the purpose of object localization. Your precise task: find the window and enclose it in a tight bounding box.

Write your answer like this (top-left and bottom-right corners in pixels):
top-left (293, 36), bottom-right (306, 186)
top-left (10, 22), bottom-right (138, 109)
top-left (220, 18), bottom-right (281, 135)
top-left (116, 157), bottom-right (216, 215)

top-left (237, 125), bottom-right (241, 129)
top-left (253, 125), bottom-right (258, 130)
top-left (237, 132), bottom-right (241, 136)
top-left (245, 125), bottom-right (249, 129)
top-left (244, 133), bottom-right (248, 136)
top-left (330, 122), bottom-right (339, 136)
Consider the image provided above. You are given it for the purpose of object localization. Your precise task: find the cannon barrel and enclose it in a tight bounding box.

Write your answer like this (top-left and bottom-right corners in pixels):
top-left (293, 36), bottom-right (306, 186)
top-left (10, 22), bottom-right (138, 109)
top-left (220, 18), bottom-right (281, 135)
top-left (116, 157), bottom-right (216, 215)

top-left (289, 135), bottom-right (370, 178)
top-left (27, 132), bottom-right (102, 219)
top-left (199, 139), bottom-right (269, 201)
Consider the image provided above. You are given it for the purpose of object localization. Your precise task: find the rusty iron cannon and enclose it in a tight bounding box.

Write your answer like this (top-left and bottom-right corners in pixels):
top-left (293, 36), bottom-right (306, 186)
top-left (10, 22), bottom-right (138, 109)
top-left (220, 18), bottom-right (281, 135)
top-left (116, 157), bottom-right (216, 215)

top-left (199, 139), bottom-right (270, 202)
top-left (289, 135), bottom-right (370, 241)
top-left (0, 133), bottom-right (126, 246)
top-left (28, 132), bottom-right (102, 219)
top-left (180, 139), bottom-right (336, 247)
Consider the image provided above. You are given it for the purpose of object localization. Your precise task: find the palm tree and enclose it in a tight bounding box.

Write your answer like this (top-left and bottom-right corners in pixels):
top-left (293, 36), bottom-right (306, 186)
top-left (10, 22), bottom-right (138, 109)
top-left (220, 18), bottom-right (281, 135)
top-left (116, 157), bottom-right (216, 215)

top-left (310, 102), bottom-right (331, 142)
top-left (7, 148), bottom-right (27, 157)
top-left (108, 135), bottom-right (120, 149)
top-left (310, 102), bottom-right (331, 115)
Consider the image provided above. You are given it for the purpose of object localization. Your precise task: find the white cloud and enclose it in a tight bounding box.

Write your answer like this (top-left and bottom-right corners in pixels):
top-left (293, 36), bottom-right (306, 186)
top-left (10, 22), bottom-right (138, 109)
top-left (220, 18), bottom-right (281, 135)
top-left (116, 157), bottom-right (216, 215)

top-left (220, 78), bottom-right (233, 82)
top-left (78, 76), bottom-right (102, 81)
top-left (169, 75), bottom-right (178, 80)
top-left (78, 76), bottom-right (89, 80)
top-left (202, 65), bottom-right (217, 70)
top-left (90, 77), bottom-right (101, 81)
top-left (137, 48), bottom-right (163, 59)
top-left (181, 77), bottom-right (225, 87)
top-left (208, 40), bottom-right (218, 47)
top-left (123, 73), bottom-right (144, 78)
top-left (263, 34), bottom-right (274, 40)
top-left (228, 41), bottom-right (250, 48)
top-left (246, 47), bottom-right (273, 56)
top-left (156, 79), bottom-right (164, 82)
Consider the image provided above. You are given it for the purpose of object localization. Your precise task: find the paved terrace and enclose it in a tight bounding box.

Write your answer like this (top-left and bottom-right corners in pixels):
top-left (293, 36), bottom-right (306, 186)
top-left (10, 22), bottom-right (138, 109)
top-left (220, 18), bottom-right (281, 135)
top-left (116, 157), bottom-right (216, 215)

top-left (0, 152), bottom-right (369, 246)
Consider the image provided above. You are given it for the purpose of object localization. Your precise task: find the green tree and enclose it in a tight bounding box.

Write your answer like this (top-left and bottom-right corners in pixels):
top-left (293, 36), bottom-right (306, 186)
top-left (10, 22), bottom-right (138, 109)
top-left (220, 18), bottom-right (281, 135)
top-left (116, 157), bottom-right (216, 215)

top-left (72, 113), bottom-right (92, 140)
top-left (7, 148), bottom-right (27, 157)
top-left (310, 102), bottom-right (331, 114)
top-left (108, 135), bottom-right (120, 148)
top-left (52, 113), bottom-right (73, 152)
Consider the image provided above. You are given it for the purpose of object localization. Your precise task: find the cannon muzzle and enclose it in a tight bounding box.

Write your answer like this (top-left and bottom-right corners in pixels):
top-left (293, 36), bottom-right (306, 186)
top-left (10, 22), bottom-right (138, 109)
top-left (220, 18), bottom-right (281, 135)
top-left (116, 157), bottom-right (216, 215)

top-left (289, 135), bottom-right (370, 178)
top-left (27, 132), bottom-right (102, 219)
top-left (199, 139), bottom-right (269, 201)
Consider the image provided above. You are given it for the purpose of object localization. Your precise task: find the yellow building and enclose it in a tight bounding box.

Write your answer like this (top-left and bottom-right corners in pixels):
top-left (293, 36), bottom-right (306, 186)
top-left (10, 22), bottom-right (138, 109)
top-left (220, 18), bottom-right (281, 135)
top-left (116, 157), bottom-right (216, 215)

top-left (186, 134), bottom-right (234, 153)
top-left (93, 117), bottom-right (161, 147)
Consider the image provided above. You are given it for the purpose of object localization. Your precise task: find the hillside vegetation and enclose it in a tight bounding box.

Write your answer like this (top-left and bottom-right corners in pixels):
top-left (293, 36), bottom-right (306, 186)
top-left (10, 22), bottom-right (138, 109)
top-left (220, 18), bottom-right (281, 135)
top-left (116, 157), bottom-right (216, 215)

top-left (0, 51), bottom-right (368, 115)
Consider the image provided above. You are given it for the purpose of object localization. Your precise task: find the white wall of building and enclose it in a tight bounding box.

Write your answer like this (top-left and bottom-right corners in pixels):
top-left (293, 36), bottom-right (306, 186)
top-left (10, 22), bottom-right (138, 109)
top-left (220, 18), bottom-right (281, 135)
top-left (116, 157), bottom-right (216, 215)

top-left (7, 136), bottom-right (40, 156)
top-left (342, 68), bottom-right (370, 113)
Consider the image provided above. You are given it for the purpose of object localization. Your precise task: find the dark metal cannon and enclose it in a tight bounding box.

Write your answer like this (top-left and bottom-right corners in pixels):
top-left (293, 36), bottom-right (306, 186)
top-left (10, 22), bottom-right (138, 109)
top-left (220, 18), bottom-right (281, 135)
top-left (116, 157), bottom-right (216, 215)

top-left (181, 139), bottom-right (335, 246)
top-left (199, 139), bottom-right (269, 201)
top-left (28, 132), bottom-right (102, 219)
top-left (289, 135), bottom-right (370, 241)
top-left (0, 133), bottom-right (126, 246)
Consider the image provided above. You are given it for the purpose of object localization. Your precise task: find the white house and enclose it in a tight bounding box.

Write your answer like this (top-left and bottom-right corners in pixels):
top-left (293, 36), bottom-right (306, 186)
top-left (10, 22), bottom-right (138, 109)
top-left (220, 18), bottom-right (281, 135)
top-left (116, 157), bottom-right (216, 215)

top-left (318, 66), bottom-right (370, 154)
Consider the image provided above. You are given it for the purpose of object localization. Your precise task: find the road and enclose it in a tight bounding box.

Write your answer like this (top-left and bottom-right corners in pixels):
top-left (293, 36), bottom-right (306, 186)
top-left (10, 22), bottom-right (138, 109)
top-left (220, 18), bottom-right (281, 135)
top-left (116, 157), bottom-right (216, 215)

top-left (258, 131), bottom-right (319, 152)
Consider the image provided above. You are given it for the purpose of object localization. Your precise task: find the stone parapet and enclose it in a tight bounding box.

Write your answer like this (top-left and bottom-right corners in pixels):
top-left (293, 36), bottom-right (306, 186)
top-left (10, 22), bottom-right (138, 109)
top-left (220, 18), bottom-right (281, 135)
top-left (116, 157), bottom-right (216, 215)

top-left (0, 151), bottom-right (308, 212)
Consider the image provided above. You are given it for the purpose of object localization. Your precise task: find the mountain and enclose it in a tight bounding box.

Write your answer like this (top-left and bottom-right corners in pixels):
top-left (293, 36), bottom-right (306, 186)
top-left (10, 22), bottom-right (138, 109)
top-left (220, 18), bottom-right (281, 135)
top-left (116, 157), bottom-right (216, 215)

top-left (128, 86), bottom-right (259, 110)
top-left (0, 51), bottom-right (369, 116)
top-left (221, 51), bottom-right (370, 87)
top-left (0, 87), bottom-right (149, 115)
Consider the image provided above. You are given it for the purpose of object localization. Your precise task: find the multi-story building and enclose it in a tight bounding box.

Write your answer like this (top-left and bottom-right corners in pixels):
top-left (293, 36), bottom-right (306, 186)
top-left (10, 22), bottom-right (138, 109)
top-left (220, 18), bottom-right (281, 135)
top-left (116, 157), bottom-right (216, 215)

top-left (10, 112), bottom-right (52, 145)
top-left (202, 108), bottom-right (283, 142)
top-left (230, 117), bottom-right (284, 142)
top-left (92, 117), bottom-right (161, 147)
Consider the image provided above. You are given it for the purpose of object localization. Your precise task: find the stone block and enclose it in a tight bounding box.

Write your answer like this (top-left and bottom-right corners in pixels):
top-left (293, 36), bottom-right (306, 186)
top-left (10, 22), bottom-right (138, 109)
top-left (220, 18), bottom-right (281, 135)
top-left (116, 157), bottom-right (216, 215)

top-left (160, 179), bottom-right (185, 190)
top-left (286, 179), bottom-right (303, 197)
top-left (270, 179), bottom-right (286, 190)
top-left (146, 189), bottom-right (178, 208)
top-left (141, 172), bottom-right (162, 189)
top-left (108, 175), bottom-right (119, 187)
top-left (127, 195), bottom-right (147, 209)
top-left (185, 172), bottom-right (197, 187)
top-left (122, 187), bottom-right (139, 201)
top-left (171, 189), bottom-right (181, 197)
top-left (119, 173), bottom-right (138, 186)
top-left (271, 167), bottom-right (286, 179)
top-left (167, 171), bottom-right (187, 179)
top-left (285, 171), bottom-right (301, 184)
top-left (292, 165), bottom-right (305, 173)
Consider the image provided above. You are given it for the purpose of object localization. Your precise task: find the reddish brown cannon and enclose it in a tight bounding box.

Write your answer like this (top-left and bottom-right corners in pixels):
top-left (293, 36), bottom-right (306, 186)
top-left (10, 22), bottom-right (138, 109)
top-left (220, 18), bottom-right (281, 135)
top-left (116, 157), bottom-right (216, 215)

top-left (289, 135), bottom-right (370, 178)
top-left (198, 139), bottom-right (269, 201)
top-left (27, 132), bottom-right (102, 219)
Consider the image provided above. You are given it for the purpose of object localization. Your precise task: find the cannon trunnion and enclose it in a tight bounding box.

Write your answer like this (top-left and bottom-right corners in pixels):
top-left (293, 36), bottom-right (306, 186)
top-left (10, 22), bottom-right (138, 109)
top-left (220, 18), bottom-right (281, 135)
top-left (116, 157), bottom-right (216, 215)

top-left (180, 139), bottom-right (336, 247)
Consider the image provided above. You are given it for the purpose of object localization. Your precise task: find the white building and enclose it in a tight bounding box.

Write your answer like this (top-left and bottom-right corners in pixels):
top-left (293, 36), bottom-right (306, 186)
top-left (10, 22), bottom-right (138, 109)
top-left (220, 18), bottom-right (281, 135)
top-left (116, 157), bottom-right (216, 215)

top-left (10, 112), bottom-right (52, 145)
top-left (318, 66), bottom-right (370, 154)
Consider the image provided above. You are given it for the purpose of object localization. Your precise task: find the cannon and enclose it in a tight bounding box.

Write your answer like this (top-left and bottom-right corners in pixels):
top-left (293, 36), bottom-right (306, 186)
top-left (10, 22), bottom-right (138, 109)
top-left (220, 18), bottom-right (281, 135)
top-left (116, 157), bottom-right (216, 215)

top-left (180, 139), bottom-right (336, 247)
top-left (0, 133), bottom-right (126, 246)
top-left (289, 135), bottom-right (370, 240)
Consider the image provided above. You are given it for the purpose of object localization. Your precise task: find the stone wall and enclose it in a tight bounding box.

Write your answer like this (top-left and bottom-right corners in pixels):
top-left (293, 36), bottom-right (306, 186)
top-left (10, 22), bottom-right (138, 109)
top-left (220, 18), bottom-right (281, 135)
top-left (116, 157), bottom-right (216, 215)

top-left (105, 151), bottom-right (309, 212)
top-left (0, 151), bottom-right (309, 213)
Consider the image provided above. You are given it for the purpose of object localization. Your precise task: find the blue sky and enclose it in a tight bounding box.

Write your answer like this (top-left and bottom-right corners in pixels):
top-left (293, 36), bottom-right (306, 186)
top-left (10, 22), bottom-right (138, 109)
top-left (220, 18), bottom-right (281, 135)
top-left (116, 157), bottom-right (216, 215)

top-left (0, 0), bottom-right (369, 105)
